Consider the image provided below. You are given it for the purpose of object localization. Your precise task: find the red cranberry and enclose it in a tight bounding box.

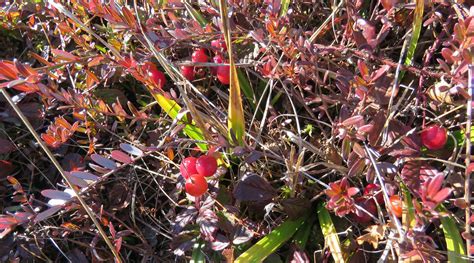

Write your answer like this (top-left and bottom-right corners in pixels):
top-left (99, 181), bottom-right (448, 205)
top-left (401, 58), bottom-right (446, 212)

top-left (185, 174), bottom-right (208, 197)
top-left (180, 157), bottom-right (198, 179)
top-left (195, 155), bottom-right (218, 177)
top-left (421, 125), bottom-right (447, 150)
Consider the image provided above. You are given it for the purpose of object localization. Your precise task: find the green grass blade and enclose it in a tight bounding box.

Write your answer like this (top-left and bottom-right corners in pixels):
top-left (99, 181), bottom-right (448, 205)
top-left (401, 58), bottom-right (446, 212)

top-left (237, 68), bottom-right (256, 111)
top-left (191, 240), bottom-right (206, 263)
top-left (317, 202), bottom-right (344, 262)
top-left (235, 216), bottom-right (307, 263)
top-left (438, 205), bottom-right (468, 263)
top-left (183, 1), bottom-right (208, 27)
top-left (219, 0), bottom-right (246, 146)
top-left (279, 0), bottom-right (291, 17)
top-left (292, 214), bottom-right (315, 250)
top-left (401, 184), bottom-right (416, 228)
top-left (153, 93), bottom-right (207, 150)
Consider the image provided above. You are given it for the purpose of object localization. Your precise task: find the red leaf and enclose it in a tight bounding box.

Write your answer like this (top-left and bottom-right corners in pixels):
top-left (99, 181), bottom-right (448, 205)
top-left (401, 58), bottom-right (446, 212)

top-left (431, 188), bottom-right (452, 204)
top-left (119, 143), bottom-right (143, 156)
top-left (0, 61), bottom-right (19, 80)
top-left (427, 174), bottom-right (444, 198)
top-left (91, 154), bottom-right (117, 169)
top-left (0, 138), bottom-right (15, 154)
top-left (51, 49), bottom-right (80, 62)
top-left (110, 150), bottom-right (132, 164)
top-left (41, 189), bottom-right (73, 200)
top-left (342, 115), bottom-right (364, 127)
top-left (70, 171), bottom-right (99, 181)
top-left (34, 206), bottom-right (62, 223)
top-left (0, 216), bottom-right (18, 229)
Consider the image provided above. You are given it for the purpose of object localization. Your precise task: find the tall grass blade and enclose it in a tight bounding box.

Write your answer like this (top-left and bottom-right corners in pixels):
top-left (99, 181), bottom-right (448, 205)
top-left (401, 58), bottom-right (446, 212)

top-left (184, 1), bottom-right (208, 27)
top-left (235, 216), bottom-right (306, 263)
top-left (219, 0), bottom-right (246, 146)
top-left (438, 205), bottom-right (467, 263)
top-left (279, 0), bottom-right (291, 17)
top-left (317, 202), bottom-right (344, 262)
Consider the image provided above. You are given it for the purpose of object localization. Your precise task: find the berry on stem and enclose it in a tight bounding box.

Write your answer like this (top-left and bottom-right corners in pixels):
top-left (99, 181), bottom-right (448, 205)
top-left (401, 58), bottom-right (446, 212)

top-left (196, 155), bottom-right (218, 177)
top-left (216, 64), bottom-right (230, 85)
top-left (191, 48), bottom-right (209, 63)
top-left (420, 125), bottom-right (447, 150)
top-left (389, 195), bottom-right (403, 218)
top-left (180, 157), bottom-right (198, 179)
top-left (211, 55), bottom-right (223, 75)
top-left (143, 62), bottom-right (166, 89)
top-left (185, 174), bottom-right (208, 197)
top-left (181, 66), bottom-right (195, 81)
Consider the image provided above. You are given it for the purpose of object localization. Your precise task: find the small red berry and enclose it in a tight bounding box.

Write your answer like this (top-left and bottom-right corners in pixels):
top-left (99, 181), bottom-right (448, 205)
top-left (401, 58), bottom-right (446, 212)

top-left (191, 48), bottom-right (209, 63)
top-left (196, 155), bottom-right (218, 177)
top-left (211, 39), bottom-right (227, 52)
top-left (420, 125), bottom-right (447, 150)
top-left (363, 183), bottom-right (383, 204)
top-left (143, 62), bottom-right (166, 89)
top-left (211, 55), bottom-right (224, 75)
top-left (351, 197), bottom-right (377, 224)
top-left (181, 66), bottom-right (195, 81)
top-left (185, 174), bottom-right (208, 197)
top-left (389, 195), bottom-right (403, 218)
top-left (180, 157), bottom-right (198, 179)
top-left (216, 64), bottom-right (230, 85)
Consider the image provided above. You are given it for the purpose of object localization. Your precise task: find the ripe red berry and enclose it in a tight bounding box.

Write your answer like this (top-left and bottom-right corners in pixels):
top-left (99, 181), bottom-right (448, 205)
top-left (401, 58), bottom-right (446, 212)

top-left (185, 174), bottom-right (208, 197)
top-left (363, 183), bottom-right (383, 204)
top-left (420, 125), bottom-right (447, 150)
top-left (211, 39), bottom-right (227, 52)
top-left (143, 62), bottom-right (166, 89)
top-left (180, 157), bottom-right (198, 179)
top-left (195, 155), bottom-right (218, 177)
top-left (389, 195), bottom-right (403, 218)
top-left (191, 48), bottom-right (209, 63)
top-left (351, 197), bottom-right (377, 224)
top-left (211, 55), bottom-right (224, 75)
top-left (216, 64), bottom-right (230, 85)
top-left (181, 66), bottom-right (195, 81)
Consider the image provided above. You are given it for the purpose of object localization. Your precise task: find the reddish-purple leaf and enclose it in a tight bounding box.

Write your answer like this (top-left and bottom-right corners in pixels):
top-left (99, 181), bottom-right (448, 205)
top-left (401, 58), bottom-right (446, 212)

top-left (197, 209), bottom-right (218, 242)
top-left (120, 143), bottom-right (143, 156)
top-left (65, 172), bottom-right (89, 188)
top-left (211, 234), bottom-right (230, 251)
top-left (427, 174), bottom-right (444, 198)
top-left (233, 173), bottom-right (276, 202)
top-left (342, 115), bottom-right (364, 127)
top-left (233, 225), bottom-right (253, 245)
top-left (51, 49), bottom-right (79, 62)
top-left (431, 188), bottom-right (452, 204)
top-left (70, 171), bottom-right (99, 181)
top-left (89, 163), bottom-right (110, 174)
top-left (41, 189), bottom-right (73, 200)
top-left (357, 60), bottom-right (370, 81)
top-left (0, 138), bottom-right (15, 154)
top-left (91, 154), bottom-right (117, 169)
top-left (110, 150), bottom-right (132, 164)
top-left (34, 206), bottom-right (62, 223)
top-left (0, 216), bottom-right (18, 229)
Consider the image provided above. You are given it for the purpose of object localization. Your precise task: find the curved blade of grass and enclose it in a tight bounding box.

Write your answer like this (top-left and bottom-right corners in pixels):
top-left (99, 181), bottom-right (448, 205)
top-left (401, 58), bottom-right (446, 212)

top-left (237, 68), bottom-right (256, 111)
top-left (401, 184), bottom-right (416, 228)
top-left (279, 0), bottom-right (291, 17)
top-left (184, 1), bottom-right (208, 27)
top-left (438, 205), bottom-right (467, 263)
top-left (398, 0), bottom-right (424, 81)
top-left (219, 0), bottom-right (245, 146)
top-left (292, 214), bottom-right (315, 250)
top-left (191, 240), bottom-right (206, 263)
top-left (235, 216), bottom-right (306, 263)
top-left (152, 93), bottom-right (207, 150)
top-left (317, 202), bottom-right (344, 262)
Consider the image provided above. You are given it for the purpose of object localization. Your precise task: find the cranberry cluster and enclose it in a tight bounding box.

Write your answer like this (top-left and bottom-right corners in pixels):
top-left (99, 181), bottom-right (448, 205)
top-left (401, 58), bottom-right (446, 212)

top-left (181, 38), bottom-right (230, 85)
top-left (180, 155), bottom-right (218, 197)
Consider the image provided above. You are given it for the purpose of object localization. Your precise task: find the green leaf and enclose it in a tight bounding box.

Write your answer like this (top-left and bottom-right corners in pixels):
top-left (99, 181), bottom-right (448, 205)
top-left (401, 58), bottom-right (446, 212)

top-left (279, 0), bottom-right (291, 17)
top-left (292, 214), bottom-right (315, 250)
top-left (235, 216), bottom-right (307, 263)
top-left (191, 240), bottom-right (206, 263)
top-left (154, 93), bottom-right (207, 150)
top-left (183, 1), bottom-right (208, 27)
top-left (237, 68), bottom-right (256, 111)
top-left (438, 205), bottom-right (468, 263)
top-left (317, 202), bottom-right (344, 262)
